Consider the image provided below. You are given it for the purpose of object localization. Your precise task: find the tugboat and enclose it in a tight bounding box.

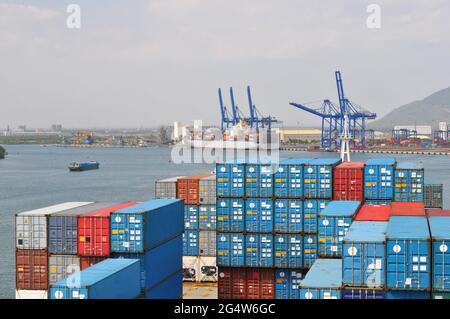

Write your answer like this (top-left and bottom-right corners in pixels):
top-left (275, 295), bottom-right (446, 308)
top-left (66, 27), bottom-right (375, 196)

top-left (68, 161), bottom-right (100, 172)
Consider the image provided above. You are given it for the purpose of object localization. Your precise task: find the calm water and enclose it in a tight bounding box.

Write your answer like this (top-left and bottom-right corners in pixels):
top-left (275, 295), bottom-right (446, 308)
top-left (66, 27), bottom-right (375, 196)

top-left (0, 145), bottom-right (449, 298)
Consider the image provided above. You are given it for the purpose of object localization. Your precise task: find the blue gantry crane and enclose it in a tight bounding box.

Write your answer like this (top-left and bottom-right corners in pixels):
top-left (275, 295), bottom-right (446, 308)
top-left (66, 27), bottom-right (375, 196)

top-left (218, 86), bottom-right (278, 133)
top-left (290, 70), bottom-right (377, 149)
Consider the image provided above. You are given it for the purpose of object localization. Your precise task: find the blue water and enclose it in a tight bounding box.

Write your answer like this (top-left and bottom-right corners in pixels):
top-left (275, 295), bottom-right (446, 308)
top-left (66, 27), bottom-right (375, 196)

top-left (0, 145), bottom-right (449, 299)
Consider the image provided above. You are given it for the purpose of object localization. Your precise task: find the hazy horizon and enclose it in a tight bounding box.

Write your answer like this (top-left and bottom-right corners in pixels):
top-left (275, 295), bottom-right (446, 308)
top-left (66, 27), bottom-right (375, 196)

top-left (1, 1), bottom-right (449, 129)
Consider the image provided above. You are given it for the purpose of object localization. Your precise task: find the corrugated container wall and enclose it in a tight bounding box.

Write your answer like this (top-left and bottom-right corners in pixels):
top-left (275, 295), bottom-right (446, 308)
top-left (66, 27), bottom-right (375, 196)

top-left (428, 217), bottom-right (450, 292)
top-left (48, 255), bottom-right (80, 286)
top-left (110, 199), bottom-right (183, 253)
top-left (155, 176), bottom-right (185, 199)
top-left (245, 198), bottom-right (273, 233)
top-left (245, 234), bottom-right (274, 267)
top-left (78, 202), bottom-right (138, 257)
top-left (177, 173), bottom-right (214, 205)
top-left (16, 202), bottom-right (92, 250)
top-left (198, 205), bottom-right (216, 230)
top-left (216, 198), bottom-right (244, 232)
top-left (216, 161), bottom-right (245, 198)
top-left (274, 199), bottom-right (302, 233)
top-left (303, 158), bottom-right (341, 199)
top-left (424, 183), bottom-right (443, 209)
top-left (342, 221), bottom-right (388, 288)
top-left (198, 175), bottom-right (216, 205)
top-left (245, 163), bottom-right (274, 198)
top-left (274, 234), bottom-right (302, 268)
top-left (49, 259), bottom-right (141, 299)
top-left (333, 162), bottom-right (365, 201)
top-left (218, 267), bottom-right (275, 299)
top-left (303, 199), bottom-right (329, 234)
top-left (342, 288), bottom-right (385, 299)
top-left (300, 259), bottom-right (342, 299)
top-left (183, 230), bottom-right (199, 256)
top-left (48, 202), bottom-right (116, 255)
top-left (318, 201), bottom-right (360, 257)
top-left (386, 216), bottom-right (431, 291)
top-left (217, 233), bottom-right (245, 267)
top-left (184, 205), bottom-right (199, 230)
top-left (394, 162), bottom-right (424, 202)
top-left (16, 249), bottom-right (48, 290)
top-left (199, 230), bottom-right (216, 256)
top-left (80, 256), bottom-right (107, 270)
top-left (364, 158), bottom-right (395, 200)
top-left (274, 158), bottom-right (309, 198)
top-left (144, 270), bottom-right (182, 299)
top-left (275, 269), bottom-right (303, 299)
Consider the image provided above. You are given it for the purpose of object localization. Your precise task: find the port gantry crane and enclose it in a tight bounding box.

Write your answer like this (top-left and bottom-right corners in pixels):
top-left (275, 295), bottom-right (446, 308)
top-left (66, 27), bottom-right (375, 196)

top-left (218, 86), bottom-right (278, 133)
top-left (290, 70), bottom-right (377, 149)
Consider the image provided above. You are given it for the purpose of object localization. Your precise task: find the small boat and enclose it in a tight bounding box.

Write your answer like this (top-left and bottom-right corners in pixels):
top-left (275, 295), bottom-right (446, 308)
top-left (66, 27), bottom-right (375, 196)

top-left (68, 161), bottom-right (100, 172)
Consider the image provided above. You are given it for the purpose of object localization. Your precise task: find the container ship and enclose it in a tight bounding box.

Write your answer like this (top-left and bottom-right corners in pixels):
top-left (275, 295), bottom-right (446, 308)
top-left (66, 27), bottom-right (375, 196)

top-left (68, 161), bottom-right (100, 171)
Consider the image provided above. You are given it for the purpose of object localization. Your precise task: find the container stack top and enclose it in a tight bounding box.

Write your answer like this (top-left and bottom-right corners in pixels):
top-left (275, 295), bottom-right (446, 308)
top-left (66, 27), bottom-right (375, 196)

top-left (428, 217), bottom-right (450, 240)
top-left (387, 216), bottom-right (430, 240)
top-left (179, 173), bottom-right (214, 180)
top-left (391, 202), bottom-right (425, 216)
top-left (308, 158), bottom-right (342, 166)
top-left (114, 198), bottom-right (182, 214)
top-left (51, 202), bottom-right (117, 216)
top-left (156, 176), bottom-right (185, 183)
top-left (16, 202), bottom-right (92, 216)
top-left (82, 202), bottom-right (138, 217)
top-left (336, 161), bottom-right (365, 169)
top-left (344, 221), bottom-right (388, 242)
top-left (426, 209), bottom-right (450, 217)
top-left (366, 158), bottom-right (396, 165)
top-left (319, 201), bottom-right (361, 217)
top-left (51, 258), bottom-right (139, 287)
top-left (354, 204), bottom-right (391, 221)
top-left (396, 162), bottom-right (424, 170)
top-left (300, 259), bottom-right (342, 288)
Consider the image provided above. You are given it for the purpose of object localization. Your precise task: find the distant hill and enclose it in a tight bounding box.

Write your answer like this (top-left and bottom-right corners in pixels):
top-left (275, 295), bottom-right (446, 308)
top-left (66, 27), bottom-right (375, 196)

top-left (369, 87), bottom-right (450, 131)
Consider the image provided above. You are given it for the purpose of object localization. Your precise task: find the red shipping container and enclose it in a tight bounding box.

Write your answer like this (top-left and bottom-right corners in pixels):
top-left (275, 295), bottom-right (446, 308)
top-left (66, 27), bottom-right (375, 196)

top-left (426, 209), bottom-right (450, 217)
top-left (80, 256), bottom-right (107, 270)
top-left (355, 204), bottom-right (391, 221)
top-left (218, 267), bottom-right (246, 299)
top-left (77, 202), bottom-right (137, 257)
top-left (177, 173), bottom-right (213, 205)
top-left (391, 202), bottom-right (425, 216)
top-left (246, 268), bottom-right (275, 299)
top-left (16, 249), bottom-right (48, 290)
top-left (333, 162), bottom-right (365, 201)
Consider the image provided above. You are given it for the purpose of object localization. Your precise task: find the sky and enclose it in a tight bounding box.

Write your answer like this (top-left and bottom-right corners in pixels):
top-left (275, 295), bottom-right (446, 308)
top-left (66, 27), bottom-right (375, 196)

top-left (0, 0), bottom-right (449, 129)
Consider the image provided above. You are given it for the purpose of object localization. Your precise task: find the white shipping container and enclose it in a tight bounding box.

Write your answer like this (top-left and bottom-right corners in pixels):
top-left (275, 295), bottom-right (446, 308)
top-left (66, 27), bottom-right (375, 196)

top-left (15, 290), bottom-right (48, 299)
top-left (16, 202), bottom-right (92, 250)
top-left (183, 256), bottom-right (198, 282)
top-left (197, 256), bottom-right (217, 283)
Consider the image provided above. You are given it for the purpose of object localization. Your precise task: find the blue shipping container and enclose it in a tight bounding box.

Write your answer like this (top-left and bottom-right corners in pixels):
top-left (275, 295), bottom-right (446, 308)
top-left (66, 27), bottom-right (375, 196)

top-left (112, 235), bottom-right (182, 291)
top-left (428, 216), bottom-right (450, 291)
top-left (303, 199), bottom-right (329, 234)
top-left (274, 199), bottom-right (302, 233)
top-left (110, 199), bottom-right (183, 253)
top-left (216, 198), bottom-right (244, 232)
top-left (274, 158), bottom-right (309, 198)
top-left (364, 158), bottom-right (395, 200)
top-left (342, 288), bottom-right (385, 299)
top-left (394, 162), bottom-right (424, 202)
top-left (300, 259), bottom-right (342, 299)
top-left (246, 234), bottom-right (274, 267)
top-left (275, 269), bottom-right (303, 299)
top-left (303, 158), bottom-right (341, 199)
top-left (318, 201), bottom-right (360, 257)
top-left (303, 234), bottom-right (317, 269)
top-left (216, 161), bottom-right (245, 197)
top-left (386, 290), bottom-right (430, 299)
top-left (182, 230), bottom-right (199, 256)
top-left (49, 258), bottom-right (141, 299)
top-left (386, 216), bottom-right (431, 290)
top-left (184, 205), bottom-right (199, 230)
top-left (246, 198), bottom-right (273, 233)
top-left (217, 233), bottom-right (245, 267)
top-left (245, 163), bottom-right (274, 197)
top-left (144, 270), bottom-right (182, 299)
top-left (48, 202), bottom-right (115, 254)
top-left (274, 234), bottom-right (302, 268)
top-left (342, 221), bottom-right (388, 288)
top-left (198, 205), bottom-right (216, 230)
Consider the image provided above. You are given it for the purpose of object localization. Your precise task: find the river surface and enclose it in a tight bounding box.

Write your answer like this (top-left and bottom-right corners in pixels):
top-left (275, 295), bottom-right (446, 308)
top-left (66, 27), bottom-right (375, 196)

top-left (0, 145), bottom-right (448, 298)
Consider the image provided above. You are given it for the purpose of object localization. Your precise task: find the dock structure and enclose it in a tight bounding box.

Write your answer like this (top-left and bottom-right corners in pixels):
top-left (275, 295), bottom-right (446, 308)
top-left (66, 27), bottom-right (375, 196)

top-left (280, 146), bottom-right (450, 156)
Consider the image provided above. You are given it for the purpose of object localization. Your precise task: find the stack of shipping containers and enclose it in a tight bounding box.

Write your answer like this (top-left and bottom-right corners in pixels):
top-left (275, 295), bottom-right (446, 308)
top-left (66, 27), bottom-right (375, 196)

top-left (176, 173), bottom-right (217, 283)
top-left (364, 158), bottom-right (396, 205)
top-left (15, 202), bottom-right (92, 299)
top-left (424, 179), bottom-right (444, 209)
top-left (110, 199), bottom-right (184, 299)
top-left (394, 162), bottom-right (424, 202)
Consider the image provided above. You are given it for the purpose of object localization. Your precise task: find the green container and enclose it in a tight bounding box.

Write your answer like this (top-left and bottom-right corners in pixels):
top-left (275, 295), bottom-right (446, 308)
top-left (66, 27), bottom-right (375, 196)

top-left (432, 292), bottom-right (450, 299)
